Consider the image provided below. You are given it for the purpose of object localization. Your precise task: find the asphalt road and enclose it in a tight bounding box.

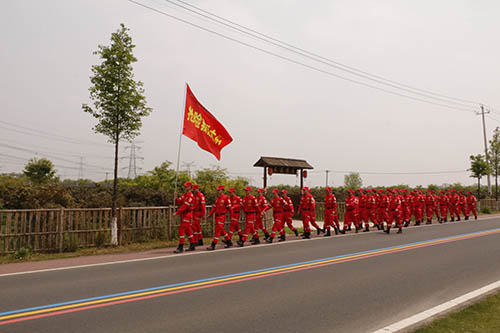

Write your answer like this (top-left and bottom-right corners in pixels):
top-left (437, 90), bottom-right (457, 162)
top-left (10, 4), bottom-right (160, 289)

top-left (1, 217), bottom-right (500, 333)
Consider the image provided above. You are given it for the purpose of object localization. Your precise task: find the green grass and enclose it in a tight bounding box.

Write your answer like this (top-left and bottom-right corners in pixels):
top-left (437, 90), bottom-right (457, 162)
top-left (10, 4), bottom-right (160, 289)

top-left (414, 292), bottom-right (500, 333)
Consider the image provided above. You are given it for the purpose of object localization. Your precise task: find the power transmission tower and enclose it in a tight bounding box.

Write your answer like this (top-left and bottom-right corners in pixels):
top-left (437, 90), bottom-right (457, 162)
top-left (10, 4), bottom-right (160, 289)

top-left (182, 161), bottom-right (195, 178)
top-left (122, 141), bottom-right (144, 179)
top-left (78, 157), bottom-right (84, 180)
top-left (477, 105), bottom-right (491, 195)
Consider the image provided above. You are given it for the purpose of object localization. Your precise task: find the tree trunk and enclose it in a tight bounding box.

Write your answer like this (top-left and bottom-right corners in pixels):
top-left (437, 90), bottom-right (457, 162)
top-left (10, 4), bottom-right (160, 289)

top-left (111, 133), bottom-right (119, 245)
top-left (478, 177), bottom-right (481, 201)
top-left (496, 175), bottom-right (498, 201)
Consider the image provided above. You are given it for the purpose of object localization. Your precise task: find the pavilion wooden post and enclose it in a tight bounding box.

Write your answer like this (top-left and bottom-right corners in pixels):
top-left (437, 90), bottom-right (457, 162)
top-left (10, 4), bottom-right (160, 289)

top-left (263, 167), bottom-right (267, 189)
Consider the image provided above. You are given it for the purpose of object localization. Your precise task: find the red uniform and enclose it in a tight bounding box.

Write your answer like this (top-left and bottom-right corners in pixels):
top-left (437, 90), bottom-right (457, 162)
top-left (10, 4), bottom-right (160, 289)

top-left (378, 190), bottom-right (389, 226)
top-left (402, 192), bottom-right (412, 225)
top-left (457, 192), bottom-right (467, 220)
top-left (324, 191), bottom-right (339, 234)
top-left (343, 192), bottom-right (358, 232)
top-left (228, 193), bottom-right (243, 240)
top-left (268, 194), bottom-right (286, 241)
top-left (466, 193), bottom-right (477, 219)
top-left (424, 192), bottom-right (435, 223)
top-left (413, 193), bottom-right (424, 224)
top-left (387, 192), bottom-right (403, 233)
top-left (282, 194), bottom-right (297, 235)
top-left (239, 193), bottom-right (259, 244)
top-left (208, 194), bottom-right (231, 245)
top-left (256, 193), bottom-right (271, 238)
top-left (358, 191), bottom-right (369, 226)
top-left (439, 193), bottom-right (449, 222)
top-left (368, 191), bottom-right (380, 228)
top-left (448, 191), bottom-right (459, 221)
top-left (433, 192), bottom-right (440, 220)
top-left (175, 191), bottom-right (196, 246)
top-left (192, 190), bottom-right (206, 244)
top-left (298, 191), bottom-right (318, 238)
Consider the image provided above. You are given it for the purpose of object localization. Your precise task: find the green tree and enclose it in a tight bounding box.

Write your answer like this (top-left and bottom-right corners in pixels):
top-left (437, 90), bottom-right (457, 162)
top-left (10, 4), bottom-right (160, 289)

top-left (23, 158), bottom-right (57, 184)
top-left (83, 24), bottom-right (152, 245)
top-left (488, 127), bottom-right (500, 200)
top-left (469, 154), bottom-right (490, 199)
top-left (344, 172), bottom-right (363, 189)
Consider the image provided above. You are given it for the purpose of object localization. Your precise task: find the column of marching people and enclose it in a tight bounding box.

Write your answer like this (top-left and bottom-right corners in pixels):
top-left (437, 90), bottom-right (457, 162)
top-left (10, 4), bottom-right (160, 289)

top-left (173, 182), bottom-right (479, 253)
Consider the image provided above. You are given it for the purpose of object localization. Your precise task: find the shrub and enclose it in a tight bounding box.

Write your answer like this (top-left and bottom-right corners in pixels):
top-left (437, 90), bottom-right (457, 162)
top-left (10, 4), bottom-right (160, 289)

top-left (63, 234), bottom-right (79, 252)
top-left (95, 231), bottom-right (106, 248)
top-left (14, 246), bottom-right (32, 260)
top-left (481, 206), bottom-right (492, 214)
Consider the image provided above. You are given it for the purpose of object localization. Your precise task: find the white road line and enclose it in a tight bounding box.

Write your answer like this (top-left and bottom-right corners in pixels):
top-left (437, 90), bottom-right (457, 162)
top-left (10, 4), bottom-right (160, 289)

top-left (372, 279), bottom-right (500, 332)
top-left (0, 215), bottom-right (498, 278)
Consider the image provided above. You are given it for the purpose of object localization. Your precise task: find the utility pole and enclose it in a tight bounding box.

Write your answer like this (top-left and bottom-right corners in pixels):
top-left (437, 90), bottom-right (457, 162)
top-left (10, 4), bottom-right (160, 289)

top-left (478, 105), bottom-right (491, 195)
top-left (325, 170), bottom-right (330, 187)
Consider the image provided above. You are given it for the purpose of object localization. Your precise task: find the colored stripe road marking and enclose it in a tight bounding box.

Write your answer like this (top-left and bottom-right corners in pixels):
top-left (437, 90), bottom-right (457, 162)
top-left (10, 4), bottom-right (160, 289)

top-left (1, 227), bottom-right (499, 326)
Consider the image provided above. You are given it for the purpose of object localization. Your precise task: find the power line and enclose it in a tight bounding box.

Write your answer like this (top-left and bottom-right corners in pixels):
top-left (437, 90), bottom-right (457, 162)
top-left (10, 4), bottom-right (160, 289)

top-left (162, 0), bottom-right (479, 109)
top-left (128, 0), bottom-right (478, 113)
top-left (309, 169), bottom-right (467, 175)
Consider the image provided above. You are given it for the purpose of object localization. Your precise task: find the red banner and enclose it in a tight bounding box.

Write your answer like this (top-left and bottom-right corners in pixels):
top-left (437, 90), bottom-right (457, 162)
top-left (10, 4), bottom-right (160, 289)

top-left (182, 84), bottom-right (233, 160)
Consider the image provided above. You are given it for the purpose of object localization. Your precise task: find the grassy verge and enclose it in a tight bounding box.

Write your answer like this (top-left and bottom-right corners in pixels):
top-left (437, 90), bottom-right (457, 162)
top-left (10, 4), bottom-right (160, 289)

top-left (414, 291), bottom-right (500, 332)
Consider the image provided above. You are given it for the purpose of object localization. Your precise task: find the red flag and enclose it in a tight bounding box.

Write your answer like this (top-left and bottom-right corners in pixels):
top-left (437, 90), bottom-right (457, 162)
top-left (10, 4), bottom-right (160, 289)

top-left (182, 84), bottom-right (233, 160)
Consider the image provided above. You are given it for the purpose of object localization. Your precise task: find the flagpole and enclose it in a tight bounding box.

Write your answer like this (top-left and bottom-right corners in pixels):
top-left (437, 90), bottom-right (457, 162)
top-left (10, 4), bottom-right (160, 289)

top-left (174, 83), bottom-right (188, 204)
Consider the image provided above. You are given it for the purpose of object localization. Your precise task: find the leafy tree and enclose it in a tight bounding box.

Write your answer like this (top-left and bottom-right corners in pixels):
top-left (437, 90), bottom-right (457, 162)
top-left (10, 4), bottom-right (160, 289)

top-left (83, 24), bottom-right (152, 245)
top-left (23, 158), bottom-right (57, 184)
top-left (488, 127), bottom-right (500, 200)
top-left (469, 154), bottom-right (490, 199)
top-left (344, 172), bottom-right (363, 189)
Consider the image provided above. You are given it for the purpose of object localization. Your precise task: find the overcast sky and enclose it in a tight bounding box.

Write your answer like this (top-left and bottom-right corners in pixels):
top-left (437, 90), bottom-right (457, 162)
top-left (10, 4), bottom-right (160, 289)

top-left (1, 0), bottom-right (500, 188)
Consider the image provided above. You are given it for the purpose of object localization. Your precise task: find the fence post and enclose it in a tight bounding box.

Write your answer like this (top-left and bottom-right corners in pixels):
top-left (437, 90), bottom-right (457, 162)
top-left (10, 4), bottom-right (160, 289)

top-left (58, 208), bottom-right (64, 253)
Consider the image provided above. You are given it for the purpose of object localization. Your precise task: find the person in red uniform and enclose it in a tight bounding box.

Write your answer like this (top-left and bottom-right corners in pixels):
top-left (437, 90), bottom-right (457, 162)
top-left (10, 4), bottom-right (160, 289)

top-left (424, 189), bottom-right (435, 224)
top-left (207, 185), bottom-right (233, 251)
top-left (448, 189), bottom-right (459, 221)
top-left (298, 187), bottom-right (315, 238)
top-left (438, 190), bottom-right (449, 223)
top-left (192, 184), bottom-right (206, 246)
top-left (255, 189), bottom-right (271, 240)
top-left (342, 189), bottom-right (358, 234)
top-left (228, 188), bottom-right (243, 241)
top-left (369, 189), bottom-right (381, 230)
top-left (457, 190), bottom-right (467, 220)
top-left (377, 189), bottom-right (389, 230)
top-left (358, 189), bottom-right (369, 231)
top-left (413, 190), bottom-right (424, 225)
top-left (466, 191), bottom-right (478, 220)
top-left (282, 190), bottom-right (299, 237)
top-left (173, 182), bottom-right (197, 253)
top-left (387, 189), bottom-right (403, 234)
top-left (237, 187), bottom-right (259, 247)
top-left (324, 187), bottom-right (338, 236)
top-left (266, 189), bottom-right (286, 243)
top-left (432, 190), bottom-right (441, 222)
top-left (401, 189), bottom-right (412, 227)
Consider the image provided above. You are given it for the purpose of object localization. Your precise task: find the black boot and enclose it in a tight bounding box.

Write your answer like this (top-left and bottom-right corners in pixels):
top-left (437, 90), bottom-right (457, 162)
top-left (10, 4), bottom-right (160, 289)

top-left (317, 228), bottom-right (321, 235)
top-left (303, 232), bottom-right (311, 239)
top-left (266, 237), bottom-right (273, 243)
top-left (294, 229), bottom-right (299, 237)
top-left (363, 226), bottom-right (370, 232)
top-left (347, 226), bottom-right (352, 231)
top-left (223, 240), bottom-right (233, 248)
top-left (334, 227), bottom-right (339, 235)
top-left (457, 217), bottom-right (461, 221)
top-left (465, 216), bottom-right (469, 220)
top-left (206, 242), bottom-right (216, 251)
top-left (237, 239), bottom-right (244, 247)
top-left (475, 216), bottom-right (477, 220)
top-left (251, 238), bottom-right (260, 245)
top-left (173, 244), bottom-right (184, 253)
top-left (264, 232), bottom-right (270, 240)
top-left (386, 228), bottom-right (391, 234)
top-left (340, 229), bottom-right (346, 234)
top-left (355, 227), bottom-right (359, 233)
top-left (279, 235), bottom-right (286, 242)
top-left (426, 221), bottom-right (432, 225)
top-left (197, 239), bottom-right (204, 246)
top-left (451, 218), bottom-right (454, 222)
top-left (324, 229), bottom-right (331, 237)
top-left (397, 228), bottom-right (402, 234)
top-left (186, 243), bottom-right (196, 251)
